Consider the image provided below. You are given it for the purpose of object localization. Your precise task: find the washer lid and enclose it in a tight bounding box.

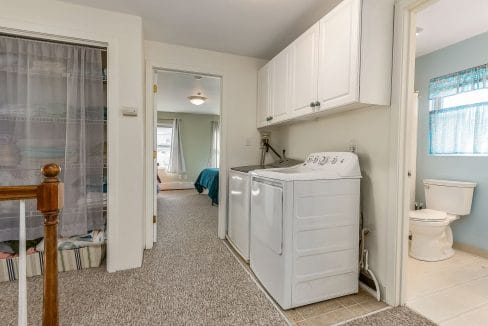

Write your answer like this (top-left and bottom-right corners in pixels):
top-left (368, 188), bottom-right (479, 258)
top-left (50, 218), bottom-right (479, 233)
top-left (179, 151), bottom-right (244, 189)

top-left (409, 209), bottom-right (448, 221)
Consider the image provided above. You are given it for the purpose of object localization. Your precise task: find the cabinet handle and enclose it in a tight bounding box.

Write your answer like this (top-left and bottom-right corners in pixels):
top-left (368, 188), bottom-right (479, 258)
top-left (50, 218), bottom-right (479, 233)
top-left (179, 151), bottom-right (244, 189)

top-left (310, 102), bottom-right (316, 108)
top-left (314, 101), bottom-right (321, 107)
top-left (266, 116), bottom-right (273, 121)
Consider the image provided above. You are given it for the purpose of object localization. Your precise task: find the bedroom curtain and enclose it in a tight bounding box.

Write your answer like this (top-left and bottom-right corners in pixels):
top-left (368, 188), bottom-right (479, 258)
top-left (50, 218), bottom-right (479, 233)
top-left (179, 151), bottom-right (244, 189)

top-left (168, 118), bottom-right (186, 175)
top-left (429, 64), bottom-right (488, 154)
top-left (208, 120), bottom-right (220, 168)
top-left (0, 36), bottom-right (105, 241)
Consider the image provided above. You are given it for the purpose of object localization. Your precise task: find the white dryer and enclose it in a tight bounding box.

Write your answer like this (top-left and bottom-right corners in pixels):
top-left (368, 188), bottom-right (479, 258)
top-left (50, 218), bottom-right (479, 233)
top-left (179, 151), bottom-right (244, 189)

top-left (250, 152), bottom-right (361, 309)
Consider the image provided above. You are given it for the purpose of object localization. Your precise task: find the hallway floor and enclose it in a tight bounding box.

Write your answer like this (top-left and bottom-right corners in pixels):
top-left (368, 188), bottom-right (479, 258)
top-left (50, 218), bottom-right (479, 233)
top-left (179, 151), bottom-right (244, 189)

top-left (0, 190), bottom-right (285, 325)
top-left (0, 189), bottom-right (435, 325)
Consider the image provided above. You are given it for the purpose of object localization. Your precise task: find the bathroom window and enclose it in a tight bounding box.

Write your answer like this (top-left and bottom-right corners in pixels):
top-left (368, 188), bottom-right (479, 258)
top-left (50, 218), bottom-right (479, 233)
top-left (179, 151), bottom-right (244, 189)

top-left (429, 64), bottom-right (488, 155)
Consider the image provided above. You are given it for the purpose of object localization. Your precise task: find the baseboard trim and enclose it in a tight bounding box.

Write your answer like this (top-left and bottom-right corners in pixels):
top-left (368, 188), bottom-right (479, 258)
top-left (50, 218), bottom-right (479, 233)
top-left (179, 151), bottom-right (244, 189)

top-left (453, 242), bottom-right (488, 259)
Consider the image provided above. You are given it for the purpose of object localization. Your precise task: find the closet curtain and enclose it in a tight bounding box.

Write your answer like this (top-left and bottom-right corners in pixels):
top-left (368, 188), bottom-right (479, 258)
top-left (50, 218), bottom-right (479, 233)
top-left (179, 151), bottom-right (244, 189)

top-left (168, 118), bottom-right (186, 175)
top-left (208, 120), bottom-right (220, 168)
top-left (0, 36), bottom-right (105, 241)
top-left (429, 64), bottom-right (488, 154)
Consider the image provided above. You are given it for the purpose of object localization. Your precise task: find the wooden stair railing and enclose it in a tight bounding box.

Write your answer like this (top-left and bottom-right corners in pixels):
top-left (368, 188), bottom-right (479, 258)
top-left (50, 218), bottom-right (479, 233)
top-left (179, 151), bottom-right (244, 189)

top-left (0, 163), bottom-right (63, 326)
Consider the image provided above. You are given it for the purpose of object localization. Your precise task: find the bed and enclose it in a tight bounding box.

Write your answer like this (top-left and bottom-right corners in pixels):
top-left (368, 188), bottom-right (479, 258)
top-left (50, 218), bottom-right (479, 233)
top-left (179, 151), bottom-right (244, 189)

top-left (194, 168), bottom-right (219, 205)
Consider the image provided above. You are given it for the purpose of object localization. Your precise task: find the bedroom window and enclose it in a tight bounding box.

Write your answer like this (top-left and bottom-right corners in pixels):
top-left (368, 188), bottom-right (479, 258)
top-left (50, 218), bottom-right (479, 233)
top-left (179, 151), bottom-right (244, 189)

top-left (429, 64), bottom-right (488, 155)
top-left (157, 124), bottom-right (173, 168)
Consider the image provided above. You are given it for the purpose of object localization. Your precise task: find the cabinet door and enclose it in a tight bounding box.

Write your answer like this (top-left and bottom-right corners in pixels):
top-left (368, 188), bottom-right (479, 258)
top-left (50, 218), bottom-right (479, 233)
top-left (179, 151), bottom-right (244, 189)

top-left (270, 48), bottom-right (291, 124)
top-left (290, 22), bottom-right (319, 117)
top-left (318, 0), bottom-right (361, 109)
top-left (257, 62), bottom-right (272, 128)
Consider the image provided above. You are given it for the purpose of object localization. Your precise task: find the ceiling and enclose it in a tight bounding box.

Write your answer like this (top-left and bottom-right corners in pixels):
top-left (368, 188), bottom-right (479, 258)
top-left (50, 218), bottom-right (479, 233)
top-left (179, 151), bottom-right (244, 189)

top-left (155, 70), bottom-right (221, 115)
top-left (61, 0), bottom-right (340, 59)
top-left (416, 0), bottom-right (488, 57)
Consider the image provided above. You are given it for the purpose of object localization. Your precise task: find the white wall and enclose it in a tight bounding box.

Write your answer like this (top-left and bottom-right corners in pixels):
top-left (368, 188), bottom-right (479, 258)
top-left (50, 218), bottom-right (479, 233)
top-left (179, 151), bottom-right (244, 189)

top-left (146, 41), bottom-right (266, 237)
top-left (273, 106), bottom-right (392, 297)
top-left (0, 0), bottom-right (145, 272)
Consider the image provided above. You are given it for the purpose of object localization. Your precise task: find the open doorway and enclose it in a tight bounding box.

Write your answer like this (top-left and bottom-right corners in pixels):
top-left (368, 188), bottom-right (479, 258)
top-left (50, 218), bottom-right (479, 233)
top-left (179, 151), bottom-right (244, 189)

top-left (151, 68), bottom-right (222, 241)
top-left (400, 0), bottom-right (488, 324)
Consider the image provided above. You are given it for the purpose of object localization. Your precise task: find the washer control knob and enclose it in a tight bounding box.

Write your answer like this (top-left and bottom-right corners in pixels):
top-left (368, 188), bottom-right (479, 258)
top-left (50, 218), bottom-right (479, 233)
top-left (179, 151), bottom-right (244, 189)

top-left (331, 157), bottom-right (338, 164)
top-left (319, 156), bottom-right (328, 165)
top-left (313, 156), bottom-right (319, 163)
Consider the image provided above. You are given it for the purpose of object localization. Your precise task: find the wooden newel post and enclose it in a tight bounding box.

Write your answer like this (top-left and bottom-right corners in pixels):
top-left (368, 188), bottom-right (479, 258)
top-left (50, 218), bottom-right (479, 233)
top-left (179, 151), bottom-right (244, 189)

top-left (37, 164), bottom-right (64, 326)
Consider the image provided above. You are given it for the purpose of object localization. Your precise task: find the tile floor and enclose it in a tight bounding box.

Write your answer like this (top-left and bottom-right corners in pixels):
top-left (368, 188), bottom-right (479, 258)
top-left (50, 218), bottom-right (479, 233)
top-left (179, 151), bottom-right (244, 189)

top-left (406, 250), bottom-right (488, 325)
top-left (284, 289), bottom-right (388, 325)
top-left (225, 240), bottom-right (389, 325)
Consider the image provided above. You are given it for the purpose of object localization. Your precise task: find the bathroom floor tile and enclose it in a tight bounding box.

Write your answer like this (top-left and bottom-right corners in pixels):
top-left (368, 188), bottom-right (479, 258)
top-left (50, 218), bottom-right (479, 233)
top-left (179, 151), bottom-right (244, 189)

top-left (464, 276), bottom-right (488, 299)
top-left (406, 252), bottom-right (488, 302)
top-left (407, 283), bottom-right (488, 323)
top-left (440, 303), bottom-right (488, 326)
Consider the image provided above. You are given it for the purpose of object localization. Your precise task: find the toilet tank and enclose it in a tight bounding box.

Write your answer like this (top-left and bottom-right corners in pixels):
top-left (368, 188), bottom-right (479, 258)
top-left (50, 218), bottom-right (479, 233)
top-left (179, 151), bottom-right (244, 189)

top-left (424, 179), bottom-right (476, 216)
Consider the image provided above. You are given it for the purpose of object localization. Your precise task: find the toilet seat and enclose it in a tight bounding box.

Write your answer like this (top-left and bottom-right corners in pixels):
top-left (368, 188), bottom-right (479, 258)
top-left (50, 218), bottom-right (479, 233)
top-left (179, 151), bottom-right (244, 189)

top-left (410, 209), bottom-right (447, 222)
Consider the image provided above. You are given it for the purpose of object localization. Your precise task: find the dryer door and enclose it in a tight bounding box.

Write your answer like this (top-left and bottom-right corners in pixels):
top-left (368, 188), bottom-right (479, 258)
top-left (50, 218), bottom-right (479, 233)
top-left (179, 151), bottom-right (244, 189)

top-left (251, 177), bottom-right (283, 255)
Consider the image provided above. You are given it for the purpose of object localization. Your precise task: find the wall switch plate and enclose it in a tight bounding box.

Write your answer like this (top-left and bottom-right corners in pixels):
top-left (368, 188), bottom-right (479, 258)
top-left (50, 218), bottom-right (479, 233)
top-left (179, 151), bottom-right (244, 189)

top-left (121, 106), bottom-right (137, 117)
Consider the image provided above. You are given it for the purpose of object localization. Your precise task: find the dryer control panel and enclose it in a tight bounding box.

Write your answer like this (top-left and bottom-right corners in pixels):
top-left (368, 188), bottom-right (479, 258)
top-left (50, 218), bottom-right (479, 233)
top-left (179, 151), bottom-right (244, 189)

top-left (301, 152), bottom-right (361, 178)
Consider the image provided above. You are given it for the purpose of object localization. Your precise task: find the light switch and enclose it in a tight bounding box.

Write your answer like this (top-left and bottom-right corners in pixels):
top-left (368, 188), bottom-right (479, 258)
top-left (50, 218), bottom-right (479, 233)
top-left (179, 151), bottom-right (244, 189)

top-left (121, 106), bottom-right (137, 117)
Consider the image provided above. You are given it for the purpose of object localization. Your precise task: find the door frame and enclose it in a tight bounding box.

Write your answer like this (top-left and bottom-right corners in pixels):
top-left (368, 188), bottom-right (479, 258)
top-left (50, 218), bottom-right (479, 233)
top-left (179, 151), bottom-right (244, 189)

top-left (387, 0), bottom-right (439, 306)
top-left (144, 62), bottom-right (225, 249)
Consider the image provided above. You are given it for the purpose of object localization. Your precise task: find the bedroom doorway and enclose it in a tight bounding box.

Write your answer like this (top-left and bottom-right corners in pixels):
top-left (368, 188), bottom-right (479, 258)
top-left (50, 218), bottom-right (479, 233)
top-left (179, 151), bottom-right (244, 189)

top-left (150, 68), bottom-right (222, 243)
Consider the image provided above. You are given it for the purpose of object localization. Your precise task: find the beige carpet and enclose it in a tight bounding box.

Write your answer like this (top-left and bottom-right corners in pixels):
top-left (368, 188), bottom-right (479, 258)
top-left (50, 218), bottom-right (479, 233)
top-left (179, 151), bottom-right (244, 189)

top-left (343, 306), bottom-right (436, 326)
top-left (0, 190), bottom-right (286, 325)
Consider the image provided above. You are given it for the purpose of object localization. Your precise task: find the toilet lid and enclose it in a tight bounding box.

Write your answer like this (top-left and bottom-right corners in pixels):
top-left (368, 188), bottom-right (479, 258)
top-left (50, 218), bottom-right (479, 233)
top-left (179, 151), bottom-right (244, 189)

top-left (410, 209), bottom-right (448, 222)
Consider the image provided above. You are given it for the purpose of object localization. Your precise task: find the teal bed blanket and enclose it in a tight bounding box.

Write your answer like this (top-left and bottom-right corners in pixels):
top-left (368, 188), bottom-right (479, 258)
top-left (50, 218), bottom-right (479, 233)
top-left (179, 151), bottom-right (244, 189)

top-left (194, 168), bottom-right (219, 205)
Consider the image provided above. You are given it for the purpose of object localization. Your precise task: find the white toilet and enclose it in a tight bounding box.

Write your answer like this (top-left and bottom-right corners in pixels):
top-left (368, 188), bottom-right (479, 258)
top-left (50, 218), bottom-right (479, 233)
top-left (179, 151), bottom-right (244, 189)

top-left (409, 179), bottom-right (476, 261)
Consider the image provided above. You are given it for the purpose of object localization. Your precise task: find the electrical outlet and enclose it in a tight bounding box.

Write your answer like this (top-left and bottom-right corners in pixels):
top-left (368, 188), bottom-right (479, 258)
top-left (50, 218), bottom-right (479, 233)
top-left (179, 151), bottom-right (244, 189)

top-left (348, 143), bottom-right (358, 153)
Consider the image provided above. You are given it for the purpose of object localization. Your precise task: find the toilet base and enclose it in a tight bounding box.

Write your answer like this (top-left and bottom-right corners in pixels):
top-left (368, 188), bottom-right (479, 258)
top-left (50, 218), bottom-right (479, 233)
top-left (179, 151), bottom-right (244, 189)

top-left (409, 222), bottom-right (455, 262)
top-left (410, 247), bottom-right (455, 262)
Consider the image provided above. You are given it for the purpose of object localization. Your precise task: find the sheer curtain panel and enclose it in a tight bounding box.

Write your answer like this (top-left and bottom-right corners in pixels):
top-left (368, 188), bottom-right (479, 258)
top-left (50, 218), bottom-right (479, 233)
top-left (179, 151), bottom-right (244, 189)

top-left (168, 118), bottom-right (186, 175)
top-left (208, 120), bottom-right (220, 168)
top-left (0, 36), bottom-right (105, 241)
top-left (429, 64), bottom-right (488, 155)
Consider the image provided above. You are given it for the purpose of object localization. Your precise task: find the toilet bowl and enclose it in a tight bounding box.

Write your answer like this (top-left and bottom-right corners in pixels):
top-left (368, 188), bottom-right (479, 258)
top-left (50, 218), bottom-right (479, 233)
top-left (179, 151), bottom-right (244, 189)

top-left (409, 179), bottom-right (476, 262)
top-left (409, 209), bottom-right (458, 261)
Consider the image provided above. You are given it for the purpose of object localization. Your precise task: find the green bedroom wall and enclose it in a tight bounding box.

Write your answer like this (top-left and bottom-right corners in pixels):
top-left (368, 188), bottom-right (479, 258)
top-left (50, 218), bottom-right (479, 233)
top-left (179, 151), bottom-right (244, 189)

top-left (157, 112), bottom-right (219, 181)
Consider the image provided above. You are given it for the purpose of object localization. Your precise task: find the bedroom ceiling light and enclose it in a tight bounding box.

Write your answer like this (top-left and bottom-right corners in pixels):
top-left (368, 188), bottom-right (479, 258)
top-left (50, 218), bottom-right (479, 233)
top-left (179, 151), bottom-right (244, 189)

top-left (188, 75), bottom-right (208, 105)
top-left (188, 92), bottom-right (208, 105)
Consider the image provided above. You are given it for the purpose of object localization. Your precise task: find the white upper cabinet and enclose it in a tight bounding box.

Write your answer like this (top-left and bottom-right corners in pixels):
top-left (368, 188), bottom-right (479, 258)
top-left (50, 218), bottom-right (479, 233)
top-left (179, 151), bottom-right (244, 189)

top-left (317, 0), bottom-right (393, 111)
top-left (256, 0), bottom-right (393, 128)
top-left (271, 47), bottom-right (291, 123)
top-left (317, 0), bottom-right (360, 108)
top-left (257, 61), bottom-right (272, 128)
top-left (290, 23), bottom-right (319, 117)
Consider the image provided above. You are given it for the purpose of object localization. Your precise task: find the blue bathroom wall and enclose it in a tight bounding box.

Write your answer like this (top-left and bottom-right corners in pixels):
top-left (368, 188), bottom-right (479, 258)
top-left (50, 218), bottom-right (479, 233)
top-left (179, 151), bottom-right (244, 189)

top-left (414, 32), bottom-right (488, 250)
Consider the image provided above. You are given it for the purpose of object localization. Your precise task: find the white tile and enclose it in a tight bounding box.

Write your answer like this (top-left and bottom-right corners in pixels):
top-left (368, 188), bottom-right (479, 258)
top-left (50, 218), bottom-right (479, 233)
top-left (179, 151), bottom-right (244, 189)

top-left (407, 253), bottom-right (488, 301)
top-left (440, 303), bottom-right (488, 326)
top-left (407, 272), bottom-right (455, 301)
top-left (407, 283), bottom-right (488, 323)
top-left (407, 251), bottom-right (479, 277)
top-left (465, 276), bottom-right (488, 299)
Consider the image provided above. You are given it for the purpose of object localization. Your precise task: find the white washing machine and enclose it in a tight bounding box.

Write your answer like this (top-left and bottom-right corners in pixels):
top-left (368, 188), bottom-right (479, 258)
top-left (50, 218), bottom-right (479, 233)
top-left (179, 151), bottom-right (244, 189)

top-left (227, 160), bottom-right (302, 261)
top-left (250, 152), bottom-right (361, 309)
